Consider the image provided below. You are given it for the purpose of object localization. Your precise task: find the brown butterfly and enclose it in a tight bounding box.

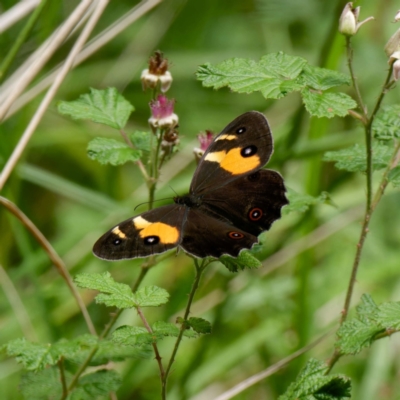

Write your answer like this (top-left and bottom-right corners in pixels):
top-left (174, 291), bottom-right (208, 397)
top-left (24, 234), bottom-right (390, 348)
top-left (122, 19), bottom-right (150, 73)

top-left (93, 111), bottom-right (288, 260)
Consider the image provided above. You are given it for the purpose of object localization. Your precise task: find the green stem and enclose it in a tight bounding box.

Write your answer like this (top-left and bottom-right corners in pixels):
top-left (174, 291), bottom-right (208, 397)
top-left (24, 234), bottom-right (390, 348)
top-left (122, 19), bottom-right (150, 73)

top-left (161, 259), bottom-right (209, 399)
top-left (345, 37), bottom-right (367, 118)
top-left (0, 0), bottom-right (47, 81)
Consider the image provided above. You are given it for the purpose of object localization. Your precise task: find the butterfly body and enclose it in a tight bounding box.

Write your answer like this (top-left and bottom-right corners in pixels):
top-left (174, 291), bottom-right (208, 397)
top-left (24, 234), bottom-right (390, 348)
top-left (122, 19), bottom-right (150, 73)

top-left (93, 111), bottom-right (288, 260)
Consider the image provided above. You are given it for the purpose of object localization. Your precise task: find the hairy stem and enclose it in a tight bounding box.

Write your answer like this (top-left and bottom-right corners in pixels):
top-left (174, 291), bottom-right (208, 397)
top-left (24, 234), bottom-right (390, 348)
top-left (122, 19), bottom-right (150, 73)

top-left (137, 306), bottom-right (165, 379)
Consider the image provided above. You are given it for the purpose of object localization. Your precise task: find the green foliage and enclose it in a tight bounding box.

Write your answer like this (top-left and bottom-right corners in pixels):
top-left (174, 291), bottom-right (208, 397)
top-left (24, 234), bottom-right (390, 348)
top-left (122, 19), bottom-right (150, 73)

top-left (2, 338), bottom-right (59, 371)
top-left (70, 370), bottom-right (122, 400)
top-left (323, 143), bottom-right (393, 172)
top-left (2, 334), bottom-right (151, 373)
top-left (20, 368), bottom-right (121, 400)
top-left (337, 294), bottom-right (400, 355)
top-left (283, 189), bottom-right (331, 214)
top-left (58, 87), bottom-right (134, 130)
top-left (197, 52), bottom-right (356, 117)
top-left (279, 359), bottom-right (351, 400)
top-left (186, 317), bottom-right (212, 334)
top-left (20, 368), bottom-right (63, 400)
top-left (373, 105), bottom-right (400, 140)
top-left (75, 272), bottom-right (169, 308)
top-left (197, 53), bottom-right (307, 99)
top-left (87, 137), bottom-right (142, 165)
top-left (219, 251), bottom-right (262, 272)
top-left (129, 131), bottom-right (151, 152)
top-left (301, 90), bottom-right (357, 119)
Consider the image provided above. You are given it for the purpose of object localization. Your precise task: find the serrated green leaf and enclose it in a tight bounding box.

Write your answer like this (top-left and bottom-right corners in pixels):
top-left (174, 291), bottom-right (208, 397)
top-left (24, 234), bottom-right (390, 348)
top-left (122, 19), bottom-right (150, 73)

top-left (336, 319), bottom-right (383, 355)
top-left (283, 189), bottom-right (331, 214)
top-left (129, 131), bottom-right (151, 152)
top-left (152, 321), bottom-right (180, 337)
top-left (388, 167), bottom-right (400, 188)
top-left (220, 251), bottom-right (262, 272)
top-left (70, 370), bottom-right (121, 400)
top-left (337, 295), bottom-right (383, 355)
top-left (197, 53), bottom-right (307, 99)
top-left (3, 338), bottom-right (59, 371)
top-left (323, 143), bottom-right (392, 172)
top-left (87, 137), bottom-right (141, 166)
top-left (279, 359), bottom-right (351, 400)
top-left (20, 368), bottom-right (63, 400)
top-left (187, 317), bottom-right (212, 334)
top-left (301, 90), bottom-right (357, 118)
top-left (133, 285), bottom-right (169, 307)
top-left (376, 302), bottom-right (400, 329)
top-left (75, 272), bottom-right (136, 309)
top-left (373, 105), bottom-right (400, 140)
top-left (111, 325), bottom-right (154, 347)
top-left (300, 65), bottom-right (351, 90)
top-left (93, 339), bottom-right (152, 364)
top-left (58, 87), bottom-right (134, 129)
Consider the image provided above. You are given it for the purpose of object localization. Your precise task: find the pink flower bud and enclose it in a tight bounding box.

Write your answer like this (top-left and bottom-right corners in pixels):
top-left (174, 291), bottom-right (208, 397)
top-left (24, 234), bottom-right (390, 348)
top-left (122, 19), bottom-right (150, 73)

top-left (148, 95), bottom-right (178, 129)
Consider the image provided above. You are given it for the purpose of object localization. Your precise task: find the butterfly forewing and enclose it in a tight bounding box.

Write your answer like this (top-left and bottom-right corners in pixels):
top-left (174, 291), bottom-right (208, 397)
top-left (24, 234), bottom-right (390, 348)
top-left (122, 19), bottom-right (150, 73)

top-left (93, 205), bottom-right (185, 260)
top-left (190, 111), bottom-right (273, 194)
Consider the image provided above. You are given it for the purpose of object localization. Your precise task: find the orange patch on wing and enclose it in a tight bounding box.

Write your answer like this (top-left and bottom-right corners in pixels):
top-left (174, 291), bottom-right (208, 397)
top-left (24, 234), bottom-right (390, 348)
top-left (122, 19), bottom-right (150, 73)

top-left (133, 217), bottom-right (179, 244)
top-left (220, 147), bottom-right (260, 174)
top-left (216, 134), bottom-right (237, 141)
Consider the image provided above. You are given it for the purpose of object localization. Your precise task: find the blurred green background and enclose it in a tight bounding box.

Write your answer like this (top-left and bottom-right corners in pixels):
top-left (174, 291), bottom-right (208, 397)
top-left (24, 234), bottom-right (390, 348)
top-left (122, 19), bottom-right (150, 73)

top-left (1, 0), bottom-right (400, 399)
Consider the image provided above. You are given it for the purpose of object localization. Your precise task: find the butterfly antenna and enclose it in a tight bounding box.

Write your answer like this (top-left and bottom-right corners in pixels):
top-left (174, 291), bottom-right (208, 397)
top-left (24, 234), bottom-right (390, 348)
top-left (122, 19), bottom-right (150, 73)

top-left (169, 185), bottom-right (179, 196)
top-left (134, 197), bottom-right (173, 211)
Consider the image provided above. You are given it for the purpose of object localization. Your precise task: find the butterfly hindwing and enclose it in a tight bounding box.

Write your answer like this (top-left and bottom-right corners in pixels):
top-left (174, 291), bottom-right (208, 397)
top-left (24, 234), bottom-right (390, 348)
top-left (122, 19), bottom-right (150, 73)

top-left (93, 205), bottom-right (185, 260)
top-left (198, 169), bottom-right (288, 236)
top-left (190, 111), bottom-right (273, 194)
top-left (180, 209), bottom-right (258, 258)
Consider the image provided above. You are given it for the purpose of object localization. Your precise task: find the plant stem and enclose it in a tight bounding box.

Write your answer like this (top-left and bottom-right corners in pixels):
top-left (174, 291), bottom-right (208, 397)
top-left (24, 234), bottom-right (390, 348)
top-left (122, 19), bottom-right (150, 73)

top-left (345, 37), bottom-right (367, 119)
top-left (137, 306), bottom-right (165, 379)
top-left (161, 258), bottom-right (209, 399)
top-left (326, 48), bottom-right (396, 375)
top-left (58, 358), bottom-right (68, 399)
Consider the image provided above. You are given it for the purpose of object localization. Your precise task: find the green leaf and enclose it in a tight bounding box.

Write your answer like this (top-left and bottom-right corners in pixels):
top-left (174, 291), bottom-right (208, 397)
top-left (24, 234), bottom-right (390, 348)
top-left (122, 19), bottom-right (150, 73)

top-left (376, 302), bottom-right (400, 329)
top-left (58, 87), bottom-right (134, 129)
top-left (301, 89), bottom-right (357, 118)
top-left (152, 321), bottom-right (198, 338)
top-left (111, 326), bottom-right (155, 347)
top-left (323, 143), bottom-right (392, 172)
top-left (20, 368), bottom-right (63, 400)
top-left (219, 251), bottom-right (262, 272)
top-left (75, 272), bottom-right (136, 309)
top-left (336, 295), bottom-right (384, 355)
top-left (87, 137), bottom-right (141, 166)
top-left (187, 317), bottom-right (212, 334)
top-left (373, 105), bottom-right (400, 140)
top-left (388, 166), bottom-right (400, 188)
top-left (279, 359), bottom-right (351, 400)
top-left (129, 131), bottom-right (151, 152)
top-left (70, 370), bottom-right (121, 400)
top-left (3, 338), bottom-right (59, 371)
top-left (283, 189), bottom-right (331, 214)
top-left (300, 65), bottom-right (351, 90)
top-left (197, 53), bottom-right (307, 99)
top-left (133, 285), bottom-right (170, 307)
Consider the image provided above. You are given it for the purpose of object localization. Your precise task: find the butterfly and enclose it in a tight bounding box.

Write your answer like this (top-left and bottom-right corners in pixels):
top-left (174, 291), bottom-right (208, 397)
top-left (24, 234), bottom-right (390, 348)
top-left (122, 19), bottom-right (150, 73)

top-left (93, 111), bottom-right (288, 260)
